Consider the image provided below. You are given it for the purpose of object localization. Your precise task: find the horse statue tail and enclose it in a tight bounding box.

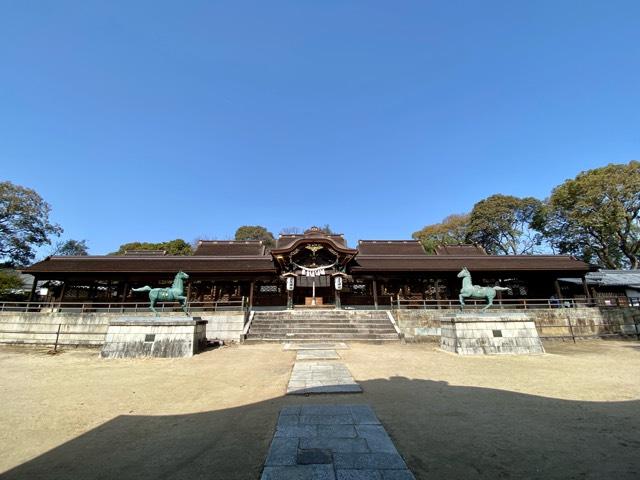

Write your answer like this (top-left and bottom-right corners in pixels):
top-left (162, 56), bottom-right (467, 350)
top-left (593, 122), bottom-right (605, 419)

top-left (494, 286), bottom-right (510, 291)
top-left (131, 286), bottom-right (152, 292)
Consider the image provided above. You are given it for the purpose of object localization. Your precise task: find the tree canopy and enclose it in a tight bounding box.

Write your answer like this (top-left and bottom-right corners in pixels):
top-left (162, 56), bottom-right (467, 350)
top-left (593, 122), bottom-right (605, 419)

top-left (0, 270), bottom-right (24, 297)
top-left (50, 239), bottom-right (89, 256)
top-left (537, 161), bottom-right (640, 269)
top-left (412, 214), bottom-right (469, 254)
top-left (235, 225), bottom-right (275, 248)
top-left (0, 181), bottom-right (62, 266)
top-left (111, 239), bottom-right (193, 255)
top-left (466, 194), bottom-right (544, 255)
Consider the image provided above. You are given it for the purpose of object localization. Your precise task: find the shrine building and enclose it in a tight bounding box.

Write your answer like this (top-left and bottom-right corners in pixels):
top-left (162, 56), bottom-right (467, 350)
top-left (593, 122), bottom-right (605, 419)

top-left (24, 227), bottom-right (593, 309)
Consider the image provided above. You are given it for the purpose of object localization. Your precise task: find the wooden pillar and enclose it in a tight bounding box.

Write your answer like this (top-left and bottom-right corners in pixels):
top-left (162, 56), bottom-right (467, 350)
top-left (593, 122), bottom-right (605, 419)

top-left (582, 277), bottom-right (591, 300)
top-left (554, 279), bottom-right (563, 300)
top-left (58, 281), bottom-right (68, 302)
top-left (121, 281), bottom-right (129, 302)
top-left (28, 275), bottom-right (38, 301)
top-left (372, 278), bottom-right (379, 310)
top-left (186, 281), bottom-right (192, 301)
top-left (435, 279), bottom-right (441, 309)
top-left (248, 281), bottom-right (255, 309)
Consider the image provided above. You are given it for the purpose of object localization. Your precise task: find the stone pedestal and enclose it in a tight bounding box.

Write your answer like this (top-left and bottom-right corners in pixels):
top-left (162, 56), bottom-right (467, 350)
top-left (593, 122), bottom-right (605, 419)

top-left (440, 313), bottom-right (544, 355)
top-left (100, 317), bottom-right (208, 358)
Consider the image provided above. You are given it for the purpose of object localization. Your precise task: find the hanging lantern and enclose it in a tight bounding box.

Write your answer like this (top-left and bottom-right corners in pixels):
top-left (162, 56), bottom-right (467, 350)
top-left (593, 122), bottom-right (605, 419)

top-left (286, 276), bottom-right (295, 291)
top-left (334, 276), bottom-right (343, 291)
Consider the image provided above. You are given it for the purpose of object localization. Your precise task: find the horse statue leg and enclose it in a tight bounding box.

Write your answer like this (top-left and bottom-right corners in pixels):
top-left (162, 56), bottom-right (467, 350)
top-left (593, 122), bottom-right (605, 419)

top-left (459, 293), bottom-right (466, 310)
top-left (149, 291), bottom-right (159, 316)
top-left (177, 295), bottom-right (189, 316)
top-left (483, 291), bottom-right (495, 310)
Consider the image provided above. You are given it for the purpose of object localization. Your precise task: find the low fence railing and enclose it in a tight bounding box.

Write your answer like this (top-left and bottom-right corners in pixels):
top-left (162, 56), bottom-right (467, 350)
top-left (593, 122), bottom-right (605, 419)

top-left (0, 299), bottom-right (246, 314)
top-left (393, 297), bottom-right (640, 310)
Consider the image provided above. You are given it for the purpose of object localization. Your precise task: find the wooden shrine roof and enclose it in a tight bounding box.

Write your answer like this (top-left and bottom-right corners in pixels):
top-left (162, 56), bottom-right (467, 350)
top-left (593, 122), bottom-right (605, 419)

top-left (357, 240), bottom-right (426, 255)
top-left (193, 240), bottom-right (266, 256)
top-left (25, 255), bottom-right (277, 275)
top-left (275, 234), bottom-right (347, 250)
top-left (434, 244), bottom-right (487, 256)
top-left (351, 254), bottom-right (591, 272)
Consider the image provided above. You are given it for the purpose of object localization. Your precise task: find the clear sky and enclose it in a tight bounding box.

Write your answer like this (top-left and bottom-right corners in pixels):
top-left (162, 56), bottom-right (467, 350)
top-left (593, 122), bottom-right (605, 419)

top-left (1, 1), bottom-right (639, 254)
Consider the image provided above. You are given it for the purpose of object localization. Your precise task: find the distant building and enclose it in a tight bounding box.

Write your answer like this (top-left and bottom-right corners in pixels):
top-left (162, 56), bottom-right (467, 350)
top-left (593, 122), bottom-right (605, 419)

top-left (560, 270), bottom-right (640, 307)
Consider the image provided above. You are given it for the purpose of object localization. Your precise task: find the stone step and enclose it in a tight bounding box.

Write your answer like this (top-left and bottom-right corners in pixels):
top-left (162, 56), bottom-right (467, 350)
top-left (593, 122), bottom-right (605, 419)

top-left (249, 322), bottom-right (397, 327)
top-left (249, 324), bottom-right (397, 330)
top-left (244, 337), bottom-right (400, 344)
top-left (246, 333), bottom-right (400, 340)
top-left (250, 328), bottom-right (396, 335)
top-left (254, 312), bottom-right (387, 318)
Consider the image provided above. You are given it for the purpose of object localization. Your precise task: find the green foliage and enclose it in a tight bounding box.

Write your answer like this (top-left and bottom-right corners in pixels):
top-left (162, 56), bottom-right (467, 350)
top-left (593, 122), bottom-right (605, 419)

top-left (467, 195), bottom-right (544, 255)
top-left (538, 161), bottom-right (640, 269)
top-left (0, 270), bottom-right (24, 297)
top-left (51, 239), bottom-right (89, 256)
top-left (412, 214), bottom-right (469, 254)
top-left (0, 181), bottom-right (62, 266)
top-left (111, 239), bottom-right (193, 255)
top-left (318, 224), bottom-right (335, 235)
top-left (235, 225), bottom-right (275, 248)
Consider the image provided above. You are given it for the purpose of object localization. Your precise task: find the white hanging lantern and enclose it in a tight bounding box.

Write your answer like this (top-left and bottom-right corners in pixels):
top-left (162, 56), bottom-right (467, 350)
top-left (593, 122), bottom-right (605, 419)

top-left (286, 276), bottom-right (295, 291)
top-left (334, 276), bottom-right (343, 291)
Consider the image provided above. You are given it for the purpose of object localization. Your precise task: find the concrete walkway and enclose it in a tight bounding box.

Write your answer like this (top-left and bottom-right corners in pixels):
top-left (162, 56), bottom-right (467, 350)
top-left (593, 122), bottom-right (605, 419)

top-left (296, 349), bottom-right (341, 360)
top-left (261, 404), bottom-right (415, 479)
top-left (287, 362), bottom-right (362, 394)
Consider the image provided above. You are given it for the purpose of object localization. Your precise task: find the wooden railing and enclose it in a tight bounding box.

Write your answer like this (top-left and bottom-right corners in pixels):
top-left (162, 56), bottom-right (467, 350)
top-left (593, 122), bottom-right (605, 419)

top-left (0, 298), bottom-right (246, 314)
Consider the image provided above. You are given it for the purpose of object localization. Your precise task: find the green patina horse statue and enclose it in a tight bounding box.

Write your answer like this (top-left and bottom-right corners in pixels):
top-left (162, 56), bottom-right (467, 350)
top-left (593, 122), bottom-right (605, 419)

top-left (132, 271), bottom-right (189, 315)
top-left (457, 267), bottom-right (509, 310)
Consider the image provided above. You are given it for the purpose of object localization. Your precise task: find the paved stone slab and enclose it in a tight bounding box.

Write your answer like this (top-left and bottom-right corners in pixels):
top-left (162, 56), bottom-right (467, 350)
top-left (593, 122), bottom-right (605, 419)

top-left (297, 349), bottom-right (341, 360)
top-left (287, 362), bottom-right (362, 395)
top-left (284, 343), bottom-right (350, 351)
top-left (261, 405), bottom-right (415, 480)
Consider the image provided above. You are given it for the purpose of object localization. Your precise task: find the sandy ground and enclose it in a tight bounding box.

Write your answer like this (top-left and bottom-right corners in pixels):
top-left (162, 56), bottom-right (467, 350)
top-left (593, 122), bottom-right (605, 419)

top-left (0, 340), bottom-right (639, 480)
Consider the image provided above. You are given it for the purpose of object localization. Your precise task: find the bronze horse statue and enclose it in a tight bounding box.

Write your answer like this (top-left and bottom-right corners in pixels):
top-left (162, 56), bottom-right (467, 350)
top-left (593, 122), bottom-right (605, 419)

top-left (132, 271), bottom-right (189, 315)
top-left (457, 267), bottom-right (509, 310)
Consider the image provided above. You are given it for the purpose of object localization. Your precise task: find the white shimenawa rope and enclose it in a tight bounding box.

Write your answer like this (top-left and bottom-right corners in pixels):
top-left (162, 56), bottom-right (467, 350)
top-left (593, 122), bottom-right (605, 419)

top-left (292, 262), bottom-right (337, 277)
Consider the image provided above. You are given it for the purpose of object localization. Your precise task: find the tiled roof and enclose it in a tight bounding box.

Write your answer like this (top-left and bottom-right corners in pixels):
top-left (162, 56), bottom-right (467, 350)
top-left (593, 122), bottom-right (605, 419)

top-left (194, 241), bottom-right (266, 256)
top-left (357, 240), bottom-right (426, 256)
top-left (25, 256), bottom-right (277, 274)
top-left (434, 244), bottom-right (487, 256)
top-left (352, 255), bottom-right (591, 272)
top-left (585, 270), bottom-right (640, 287)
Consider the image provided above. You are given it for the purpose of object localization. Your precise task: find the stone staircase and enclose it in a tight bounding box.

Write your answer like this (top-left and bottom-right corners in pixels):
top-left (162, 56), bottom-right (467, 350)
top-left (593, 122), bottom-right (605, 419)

top-left (244, 309), bottom-right (401, 343)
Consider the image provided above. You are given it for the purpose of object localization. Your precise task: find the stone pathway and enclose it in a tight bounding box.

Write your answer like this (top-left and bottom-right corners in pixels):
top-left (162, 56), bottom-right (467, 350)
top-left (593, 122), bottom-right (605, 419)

top-left (261, 404), bottom-right (415, 480)
top-left (287, 362), bottom-right (362, 394)
top-left (296, 350), bottom-right (341, 361)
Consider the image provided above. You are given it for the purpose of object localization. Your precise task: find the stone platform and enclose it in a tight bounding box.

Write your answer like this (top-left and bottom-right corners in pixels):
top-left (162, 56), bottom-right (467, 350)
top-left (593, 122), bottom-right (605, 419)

top-left (440, 312), bottom-right (544, 355)
top-left (100, 316), bottom-right (207, 358)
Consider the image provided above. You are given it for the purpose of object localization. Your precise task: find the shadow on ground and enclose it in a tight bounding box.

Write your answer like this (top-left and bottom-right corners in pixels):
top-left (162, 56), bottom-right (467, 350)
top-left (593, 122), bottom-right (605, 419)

top-left (2, 376), bottom-right (639, 480)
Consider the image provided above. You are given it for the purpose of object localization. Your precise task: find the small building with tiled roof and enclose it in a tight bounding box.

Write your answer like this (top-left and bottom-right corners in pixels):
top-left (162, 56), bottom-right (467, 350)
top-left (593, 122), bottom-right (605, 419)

top-left (24, 226), bottom-right (593, 309)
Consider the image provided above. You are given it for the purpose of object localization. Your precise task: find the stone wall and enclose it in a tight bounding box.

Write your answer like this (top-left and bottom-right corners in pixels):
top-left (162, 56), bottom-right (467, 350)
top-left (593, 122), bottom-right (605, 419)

top-left (394, 307), bottom-right (640, 342)
top-left (0, 311), bottom-right (246, 347)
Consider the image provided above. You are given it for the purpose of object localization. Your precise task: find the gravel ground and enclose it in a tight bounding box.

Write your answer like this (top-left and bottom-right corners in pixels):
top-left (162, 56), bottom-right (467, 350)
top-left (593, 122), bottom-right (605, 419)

top-left (0, 340), bottom-right (639, 479)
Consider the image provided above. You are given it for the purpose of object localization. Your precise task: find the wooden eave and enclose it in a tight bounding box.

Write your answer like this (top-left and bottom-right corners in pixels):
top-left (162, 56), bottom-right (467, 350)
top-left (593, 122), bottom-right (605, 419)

top-left (270, 237), bottom-right (358, 256)
top-left (350, 255), bottom-right (593, 273)
top-left (24, 255), bottom-right (278, 275)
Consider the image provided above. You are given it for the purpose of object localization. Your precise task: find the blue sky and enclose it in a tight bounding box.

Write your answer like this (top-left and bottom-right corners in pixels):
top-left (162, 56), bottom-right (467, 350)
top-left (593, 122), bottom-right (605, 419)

top-left (1, 1), bottom-right (639, 254)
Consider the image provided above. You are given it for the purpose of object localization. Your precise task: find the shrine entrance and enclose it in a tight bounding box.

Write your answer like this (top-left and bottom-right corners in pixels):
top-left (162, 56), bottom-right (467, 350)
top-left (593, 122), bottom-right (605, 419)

top-left (293, 275), bottom-right (334, 307)
top-left (270, 227), bottom-right (358, 310)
